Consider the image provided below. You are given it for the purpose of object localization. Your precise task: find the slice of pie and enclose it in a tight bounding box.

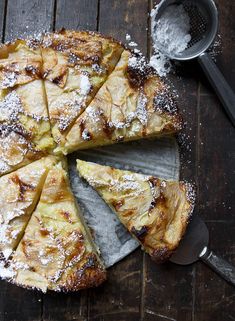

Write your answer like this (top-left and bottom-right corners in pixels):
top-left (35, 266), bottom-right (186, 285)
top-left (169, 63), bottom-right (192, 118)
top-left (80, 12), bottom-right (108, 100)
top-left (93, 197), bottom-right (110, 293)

top-left (62, 50), bottom-right (182, 154)
top-left (0, 39), bottom-right (42, 88)
top-left (77, 159), bottom-right (195, 262)
top-left (0, 40), bottom-right (54, 176)
top-left (0, 155), bottom-right (58, 261)
top-left (11, 161), bottom-right (106, 292)
top-left (41, 30), bottom-right (124, 148)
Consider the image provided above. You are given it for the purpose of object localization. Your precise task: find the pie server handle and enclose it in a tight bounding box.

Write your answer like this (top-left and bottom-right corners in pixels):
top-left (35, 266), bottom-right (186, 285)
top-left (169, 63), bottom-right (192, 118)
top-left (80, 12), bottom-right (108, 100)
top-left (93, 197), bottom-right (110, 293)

top-left (198, 52), bottom-right (235, 127)
top-left (200, 247), bottom-right (235, 286)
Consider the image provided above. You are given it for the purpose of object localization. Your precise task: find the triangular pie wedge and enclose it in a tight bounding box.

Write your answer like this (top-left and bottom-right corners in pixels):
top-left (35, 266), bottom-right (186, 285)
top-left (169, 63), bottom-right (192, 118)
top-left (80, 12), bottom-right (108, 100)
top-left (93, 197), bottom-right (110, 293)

top-left (0, 155), bottom-right (59, 261)
top-left (62, 50), bottom-right (182, 154)
top-left (0, 40), bottom-right (54, 176)
top-left (11, 161), bottom-right (106, 292)
top-left (41, 30), bottom-right (124, 147)
top-left (77, 159), bottom-right (195, 263)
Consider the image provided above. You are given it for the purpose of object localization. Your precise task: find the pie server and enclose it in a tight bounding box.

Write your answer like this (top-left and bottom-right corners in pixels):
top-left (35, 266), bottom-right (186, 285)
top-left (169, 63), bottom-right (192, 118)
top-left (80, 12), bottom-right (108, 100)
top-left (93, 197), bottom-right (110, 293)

top-left (152, 0), bottom-right (235, 127)
top-left (170, 215), bottom-right (235, 286)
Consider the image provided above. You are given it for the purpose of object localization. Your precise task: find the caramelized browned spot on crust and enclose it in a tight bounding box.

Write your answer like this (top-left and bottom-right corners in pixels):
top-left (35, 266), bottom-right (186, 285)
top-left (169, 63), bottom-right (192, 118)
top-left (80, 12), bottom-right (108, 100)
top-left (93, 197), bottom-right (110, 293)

top-left (57, 253), bottom-right (106, 292)
top-left (60, 210), bottom-right (73, 223)
top-left (43, 174), bottom-right (73, 203)
top-left (39, 228), bottom-right (50, 237)
top-left (131, 226), bottom-right (148, 241)
top-left (10, 174), bottom-right (35, 201)
top-left (112, 199), bottom-right (124, 210)
top-left (80, 119), bottom-right (92, 141)
top-left (126, 61), bottom-right (153, 88)
top-left (21, 240), bottom-right (33, 258)
top-left (0, 123), bottom-right (31, 141)
top-left (102, 118), bottom-right (114, 139)
top-left (52, 73), bottom-right (67, 86)
top-left (149, 191), bottom-right (167, 212)
top-left (148, 176), bottom-right (160, 188)
top-left (151, 247), bottom-right (173, 263)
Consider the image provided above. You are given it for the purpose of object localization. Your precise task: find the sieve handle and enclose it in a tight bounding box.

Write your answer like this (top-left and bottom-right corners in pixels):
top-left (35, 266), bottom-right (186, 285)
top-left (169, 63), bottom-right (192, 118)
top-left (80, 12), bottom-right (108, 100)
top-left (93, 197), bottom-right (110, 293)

top-left (200, 247), bottom-right (235, 286)
top-left (198, 53), bottom-right (235, 127)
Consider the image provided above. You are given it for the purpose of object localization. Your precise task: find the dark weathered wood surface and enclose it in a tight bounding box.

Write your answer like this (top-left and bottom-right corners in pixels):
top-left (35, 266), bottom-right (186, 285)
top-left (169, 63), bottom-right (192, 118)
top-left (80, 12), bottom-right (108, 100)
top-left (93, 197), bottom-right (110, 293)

top-left (0, 0), bottom-right (234, 320)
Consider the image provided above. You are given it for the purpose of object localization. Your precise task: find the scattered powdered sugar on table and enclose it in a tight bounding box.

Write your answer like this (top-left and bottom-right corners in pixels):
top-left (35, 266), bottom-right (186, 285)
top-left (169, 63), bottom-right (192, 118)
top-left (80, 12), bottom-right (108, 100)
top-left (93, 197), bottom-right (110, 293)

top-left (149, 53), bottom-right (172, 78)
top-left (209, 34), bottom-right (222, 62)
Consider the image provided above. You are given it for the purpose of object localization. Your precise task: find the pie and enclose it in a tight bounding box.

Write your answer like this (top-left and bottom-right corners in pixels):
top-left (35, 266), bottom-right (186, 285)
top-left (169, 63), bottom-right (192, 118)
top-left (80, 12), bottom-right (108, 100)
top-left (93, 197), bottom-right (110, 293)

top-left (62, 50), bottom-right (182, 154)
top-left (0, 155), bottom-right (58, 261)
top-left (0, 30), bottom-right (192, 292)
top-left (41, 30), bottom-right (124, 148)
top-left (0, 30), bottom-right (182, 174)
top-left (6, 160), bottom-right (106, 292)
top-left (0, 40), bottom-right (55, 176)
top-left (77, 159), bottom-right (195, 262)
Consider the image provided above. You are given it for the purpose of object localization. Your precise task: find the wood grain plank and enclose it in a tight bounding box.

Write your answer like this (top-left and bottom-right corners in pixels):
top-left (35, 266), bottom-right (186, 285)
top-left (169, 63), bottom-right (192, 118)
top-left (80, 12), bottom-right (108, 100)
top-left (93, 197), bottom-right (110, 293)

top-left (0, 1), bottom-right (55, 321)
top-left (4, 0), bottom-right (55, 41)
top-left (85, 1), bottom-right (149, 321)
top-left (55, 0), bottom-right (98, 31)
top-left (99, 0), bottom-right (149, 55)
top-left (0, 0), bottom-right (6, 41)
top-left (0, 283), bottom-right (42, 321)
top-left (42, 291), bottom-right (88, 321)
top-left (215, 0), bottom-right (235, 90)
top-left (88, 251), bottom-right (142, 321)
top-left (197, 93), bottom-right (235, 222)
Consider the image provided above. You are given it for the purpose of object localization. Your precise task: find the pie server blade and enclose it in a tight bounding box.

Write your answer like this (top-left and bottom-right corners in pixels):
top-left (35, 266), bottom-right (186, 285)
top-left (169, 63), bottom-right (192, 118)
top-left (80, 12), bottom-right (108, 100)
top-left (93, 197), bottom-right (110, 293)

top-left (170, 215), bottom-right (235, 286)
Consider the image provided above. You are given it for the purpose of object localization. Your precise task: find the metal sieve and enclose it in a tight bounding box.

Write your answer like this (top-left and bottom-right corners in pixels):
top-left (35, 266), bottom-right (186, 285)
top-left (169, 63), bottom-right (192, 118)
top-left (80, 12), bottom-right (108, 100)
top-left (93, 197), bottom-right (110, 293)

top-left (152, 0), bottom-right (235, 126)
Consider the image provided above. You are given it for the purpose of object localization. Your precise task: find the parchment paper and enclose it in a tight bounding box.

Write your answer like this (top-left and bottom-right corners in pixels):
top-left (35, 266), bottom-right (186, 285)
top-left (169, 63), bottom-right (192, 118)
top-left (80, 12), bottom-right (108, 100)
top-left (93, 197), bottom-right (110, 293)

top-left (68, 137), bottom-right (180, 267)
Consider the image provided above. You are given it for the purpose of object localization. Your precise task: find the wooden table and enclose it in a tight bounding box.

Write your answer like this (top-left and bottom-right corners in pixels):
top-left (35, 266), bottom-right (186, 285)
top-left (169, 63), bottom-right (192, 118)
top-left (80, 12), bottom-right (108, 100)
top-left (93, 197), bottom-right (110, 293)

top-left (0, 1), bottom-right (234, 320)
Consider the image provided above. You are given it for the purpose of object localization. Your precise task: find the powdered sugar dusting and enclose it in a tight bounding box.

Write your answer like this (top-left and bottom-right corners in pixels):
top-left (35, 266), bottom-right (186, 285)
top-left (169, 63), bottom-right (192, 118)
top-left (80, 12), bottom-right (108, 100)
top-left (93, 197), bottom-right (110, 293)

top-left (0, 261), bottom-right (15, 279)
top-left (128, 55), bottom-right (148, 75)
top-left (136, 92), bottom-right (148, 125)
top-left (153, 87), bottom-right (178, 115)
top-left (153, 4), bottom-right (191, 56)
top-left (149, 53), bottom-right (172, 77)
top-left (1, 71), bottom-right (18, 88)
top-left (150, 3), bottom-right (191, 77)
top-left (57, 73), bottom-right (91, 132)
top-left (0, 91), bottom-right (23, 122)
top-left (150, 2), bottom-right (221, 77)
top-left (80, 74), bottom-right (91, 96)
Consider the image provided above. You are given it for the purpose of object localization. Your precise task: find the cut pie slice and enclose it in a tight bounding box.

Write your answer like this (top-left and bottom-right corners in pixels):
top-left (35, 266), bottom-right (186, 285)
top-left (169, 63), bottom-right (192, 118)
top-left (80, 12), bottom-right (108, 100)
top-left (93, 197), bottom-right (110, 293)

top-left (0, 40), bottom-right (54, 176)
top-left (62, 50), bottom-right (182, 154)
top-left (41, 30), bottom-right (124, 147)
top-left (77, 159), bottom-right (195, 262)
top-left (0, 39), bottom-right (42, 88)
top-left (11, 161), bottom-right (106, 292)
top-left (0, 155), bottom-right (59, 261)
